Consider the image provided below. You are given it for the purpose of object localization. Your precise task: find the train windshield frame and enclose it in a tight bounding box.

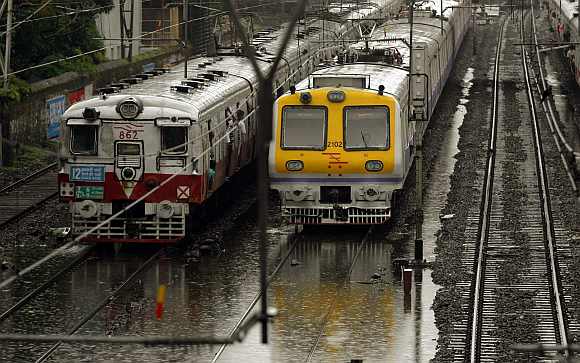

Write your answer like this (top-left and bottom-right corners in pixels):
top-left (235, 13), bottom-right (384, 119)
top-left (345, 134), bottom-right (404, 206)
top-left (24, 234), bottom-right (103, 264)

top-left (343, 106), bottom-right (390, 151)
top-left (70, 125), bottom-right (98, 155)
top-left (161, 126), bottom-right (188, 154)
top-left (281, 106), bottom-right (327, 150)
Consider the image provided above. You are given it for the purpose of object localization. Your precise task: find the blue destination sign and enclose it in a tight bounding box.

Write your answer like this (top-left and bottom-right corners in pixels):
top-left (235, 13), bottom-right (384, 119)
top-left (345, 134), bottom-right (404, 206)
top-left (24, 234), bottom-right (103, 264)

top-left (70, 165), bottom-right (105, 182)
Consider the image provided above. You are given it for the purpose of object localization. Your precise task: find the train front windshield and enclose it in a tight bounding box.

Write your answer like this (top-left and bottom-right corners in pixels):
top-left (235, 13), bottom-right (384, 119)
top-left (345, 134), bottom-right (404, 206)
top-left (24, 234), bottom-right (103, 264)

top-left (344, 106), bottom-right (389, 150)
top-left (281, 106), bottom-right (327, 150)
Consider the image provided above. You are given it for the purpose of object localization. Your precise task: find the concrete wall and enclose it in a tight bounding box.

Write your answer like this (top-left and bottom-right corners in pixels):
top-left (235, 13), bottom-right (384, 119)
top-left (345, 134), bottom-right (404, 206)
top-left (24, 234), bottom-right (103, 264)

top-left (96, 0), bottom-right (143, 61)
top-left (1, 49), bottom-right (183, 150)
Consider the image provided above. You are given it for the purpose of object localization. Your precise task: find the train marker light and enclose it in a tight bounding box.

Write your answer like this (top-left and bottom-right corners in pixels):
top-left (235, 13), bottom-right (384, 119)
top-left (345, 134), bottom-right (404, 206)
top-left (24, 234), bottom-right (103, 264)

top-left (286, 160), bottom-right (304, 171)
top-left (364, 187), bottom-right (380, 201)
top-left (155, 284), bottom-right (167, 320)
top-left (365, 160), bottom-right (383, 172)
top-left (299, 92), bottom-right (312, 104)
top-left (116, 97), bottom-right (142, 119)
top-left (378, 85), bottom-right (385, 95)
top-left (327, 90), bottom-right (345, 103)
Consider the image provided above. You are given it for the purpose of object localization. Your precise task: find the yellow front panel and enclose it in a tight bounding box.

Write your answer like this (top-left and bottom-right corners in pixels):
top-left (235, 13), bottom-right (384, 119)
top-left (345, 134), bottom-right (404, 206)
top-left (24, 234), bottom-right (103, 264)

top-left (275, 88), bottom-right (397, 175)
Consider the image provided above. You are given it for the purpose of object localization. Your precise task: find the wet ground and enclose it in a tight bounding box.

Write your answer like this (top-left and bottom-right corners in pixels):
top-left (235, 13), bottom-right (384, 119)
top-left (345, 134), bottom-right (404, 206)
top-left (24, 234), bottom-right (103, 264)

top-left (6, 11), bottom-right (579, 363)
top-left (0, 33), bottom-right (480, 363)
top-left (218, 229), bottom-right (439, 363)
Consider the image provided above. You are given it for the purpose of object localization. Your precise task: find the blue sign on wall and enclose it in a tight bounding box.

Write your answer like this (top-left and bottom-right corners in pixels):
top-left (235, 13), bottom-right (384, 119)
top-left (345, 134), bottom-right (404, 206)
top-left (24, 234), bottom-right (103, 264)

top-left (142, 63), bottom-right (155, 73)
top-left (47, 95), bottom-right (66, 140)
top-left (70, 165), bottom-right (105, 182)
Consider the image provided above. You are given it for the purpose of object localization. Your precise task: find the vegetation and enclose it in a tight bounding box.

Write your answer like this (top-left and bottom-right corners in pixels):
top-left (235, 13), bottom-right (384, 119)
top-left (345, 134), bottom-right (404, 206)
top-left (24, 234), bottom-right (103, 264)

top-left (6, 0), bottom-right (113, 83)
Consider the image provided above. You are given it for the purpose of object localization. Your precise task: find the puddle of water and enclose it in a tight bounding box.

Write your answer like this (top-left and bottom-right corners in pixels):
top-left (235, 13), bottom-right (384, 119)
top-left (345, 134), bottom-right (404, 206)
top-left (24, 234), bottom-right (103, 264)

top-left (218, 240), bottom-right (438, 362)
top-left (422, 67), bottom-right (474, 261)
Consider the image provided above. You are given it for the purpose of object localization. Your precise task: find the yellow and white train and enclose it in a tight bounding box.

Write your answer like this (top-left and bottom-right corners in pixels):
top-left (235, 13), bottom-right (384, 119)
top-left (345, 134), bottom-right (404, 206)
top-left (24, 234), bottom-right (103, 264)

top-left (268, 1), bottom-right (471, 224)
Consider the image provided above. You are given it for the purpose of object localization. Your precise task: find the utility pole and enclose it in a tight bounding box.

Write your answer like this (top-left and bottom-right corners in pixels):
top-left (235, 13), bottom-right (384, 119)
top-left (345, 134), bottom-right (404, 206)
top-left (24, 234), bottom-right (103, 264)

top-left (119, 0), bottom-right (135, 61)
top-left (183, 0), bottom-right (188, 45)
top-left (3, 0), bottom-right (13, 90)
top-left (409, 0), bottom-right (424, 262)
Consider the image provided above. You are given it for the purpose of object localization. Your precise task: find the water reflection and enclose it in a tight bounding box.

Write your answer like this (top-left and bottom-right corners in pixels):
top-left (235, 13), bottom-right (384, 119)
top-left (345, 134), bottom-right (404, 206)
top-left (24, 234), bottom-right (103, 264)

top-left (50, 225), bottom-right (294, 363)
top-left (219, 237), bottom-right (437, 362)
top-left (422, 67), bottom-right (474, 262)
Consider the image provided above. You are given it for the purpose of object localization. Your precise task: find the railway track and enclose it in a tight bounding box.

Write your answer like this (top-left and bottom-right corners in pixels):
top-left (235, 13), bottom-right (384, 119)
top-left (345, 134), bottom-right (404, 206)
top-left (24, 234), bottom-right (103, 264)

top-left (0, 162), bottom-right (58, 228)
top-left (460, 11), bottom-right (575, 362)
top-left (0, 247), bottom-right (164, 363)
top-left (0, 245), bottom-right (94, 324)
top-left (528, 4), bottom-right (579, 194)
top-left (33, 248), bottom-right (164, 362)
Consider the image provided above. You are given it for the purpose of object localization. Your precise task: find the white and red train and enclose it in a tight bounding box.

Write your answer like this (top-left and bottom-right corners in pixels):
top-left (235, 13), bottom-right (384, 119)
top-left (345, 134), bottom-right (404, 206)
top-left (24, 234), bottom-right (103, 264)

top-left (57, 1), bottom-right (396, 243)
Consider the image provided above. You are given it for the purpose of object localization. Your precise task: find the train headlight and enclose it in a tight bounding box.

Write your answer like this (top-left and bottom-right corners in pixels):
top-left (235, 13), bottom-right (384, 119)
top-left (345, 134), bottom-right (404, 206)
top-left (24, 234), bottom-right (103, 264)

top-left (291, 190), bottom-right (307, 202)
top-left (158, 201), bottom-right (174, 219)
top-left (365, 160), bottom-right (383, 172)
top-left (121, 167), bottom-right (136, 181)
top-left (299, 92), bottom-right (312, 104)
top-left (76, 200), bottom-right (98, 218)
top-left (286, 160), bottom-right (304, 171)
top-left (116, 97), bottom-right (142, 119)
top-left (364, 187), bottom-right (381, 201)
top-left (327, 90), bottom-right (345, 103)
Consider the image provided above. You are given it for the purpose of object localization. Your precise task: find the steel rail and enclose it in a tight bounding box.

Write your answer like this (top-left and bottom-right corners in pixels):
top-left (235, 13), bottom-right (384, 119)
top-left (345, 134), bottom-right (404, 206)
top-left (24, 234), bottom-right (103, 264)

top-left (468, 16), bottom-right (506, 363)
top-left (210, 235), bottom-right (300, 363)
top-left (0, 245), bottom-right (94, 323)
top-left (528, 3), bottom-right (578, 194)
top-left (34, 248), bottom-right (164, 362)
top-left (0, 162), bottom-right (59, 229)
top-left (0, 191), bottom-right (58, 229)
top-left (520, 9), bottom-right (569, 356)
top-left (0, 162), bottom-right (57, 195)
top-left (305, 226), bottom-right (373, 362)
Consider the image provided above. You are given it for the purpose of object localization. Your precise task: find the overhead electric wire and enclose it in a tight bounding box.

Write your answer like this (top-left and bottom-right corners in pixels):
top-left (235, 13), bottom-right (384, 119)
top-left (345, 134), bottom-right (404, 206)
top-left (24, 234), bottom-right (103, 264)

top-left (0, 4), bottom-right (114, 33)
top-left (0, 0), bottom-right (53, 36)
top-left (0, 0), bottom-right (336, 291)
top-left (4, 0), bottom-right (288, 77)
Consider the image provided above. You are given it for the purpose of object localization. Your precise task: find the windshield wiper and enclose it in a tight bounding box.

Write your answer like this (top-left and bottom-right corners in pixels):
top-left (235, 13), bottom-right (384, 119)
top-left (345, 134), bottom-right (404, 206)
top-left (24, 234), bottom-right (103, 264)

top-left (360, 130), bottom-right (369, 148)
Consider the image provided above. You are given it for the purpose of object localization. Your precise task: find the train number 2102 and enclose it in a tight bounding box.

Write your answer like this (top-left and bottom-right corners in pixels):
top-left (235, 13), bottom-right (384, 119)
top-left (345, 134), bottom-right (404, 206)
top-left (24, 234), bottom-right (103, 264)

top-left (327, 141), bottom-right (343, 148)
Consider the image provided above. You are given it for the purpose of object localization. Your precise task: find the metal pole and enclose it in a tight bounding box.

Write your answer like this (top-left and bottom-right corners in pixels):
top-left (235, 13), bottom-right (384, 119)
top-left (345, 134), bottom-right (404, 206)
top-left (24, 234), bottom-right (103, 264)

top-left (128, 0), bottom-right (134, 62)
top-left (3, 0), bottom-right (12, 90)
top-left (440, 0), bottom-right (443, 34)
top-left (409, 0), bottom-right (423, 262)
top-left (120, 0), bottom-right (126, 59)
top-left (183, 0), bottom-right (188, 44)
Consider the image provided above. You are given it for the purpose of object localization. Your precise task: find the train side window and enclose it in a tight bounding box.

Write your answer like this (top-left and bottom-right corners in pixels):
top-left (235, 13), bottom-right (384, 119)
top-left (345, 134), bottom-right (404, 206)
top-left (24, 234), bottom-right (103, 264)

top-left (343, 106), bottom-right (389, 150)
top-left (70, 125), bottom-right (98, 155)
top-left (281, 106), bottom-right (327, 150)
top-left (161, 127), bottom-right (187, 154)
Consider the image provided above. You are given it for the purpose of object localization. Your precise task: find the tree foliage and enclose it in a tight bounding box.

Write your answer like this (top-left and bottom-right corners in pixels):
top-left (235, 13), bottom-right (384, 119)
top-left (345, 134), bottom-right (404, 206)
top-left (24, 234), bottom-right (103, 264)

top-left (6, 0), bottom-right (113, 82)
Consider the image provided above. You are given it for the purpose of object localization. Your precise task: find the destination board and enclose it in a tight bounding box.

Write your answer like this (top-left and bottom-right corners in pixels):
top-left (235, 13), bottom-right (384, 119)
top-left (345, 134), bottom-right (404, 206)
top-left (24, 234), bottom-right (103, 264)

top-left (75, 186), bottom-right (104, 200)
top-left (70, 165), bottom-right (105, 182)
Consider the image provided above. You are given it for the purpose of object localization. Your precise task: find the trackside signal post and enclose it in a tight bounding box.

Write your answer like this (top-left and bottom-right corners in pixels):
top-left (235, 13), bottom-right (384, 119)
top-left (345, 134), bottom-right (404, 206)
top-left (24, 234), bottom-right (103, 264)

top-left (408, 0), bottom-right (428, 262)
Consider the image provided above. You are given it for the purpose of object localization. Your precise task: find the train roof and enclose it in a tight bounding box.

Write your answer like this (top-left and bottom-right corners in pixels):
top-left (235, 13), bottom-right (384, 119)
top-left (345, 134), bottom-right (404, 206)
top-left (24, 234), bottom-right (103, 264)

top-left (63, 0), bottom-right (391, 121)
top-left (296, 63), bottom-right (408, 98)
top-left (292, 0), bottom-right (463, 100)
